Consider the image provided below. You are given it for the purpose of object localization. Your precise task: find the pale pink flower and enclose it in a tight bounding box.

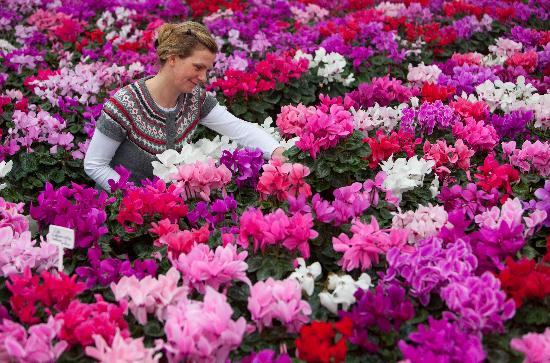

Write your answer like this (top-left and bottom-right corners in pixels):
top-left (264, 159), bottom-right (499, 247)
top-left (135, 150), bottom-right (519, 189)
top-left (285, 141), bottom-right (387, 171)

top-left (248, 278), bottom-right (311, 333)
top-left (511, 328), bottom-right (550, 363)
top-left (85, 329), bottom-right (162, 363)
top-left (170, 243), bottom-right (250, 293)
top-left (164, 287), bottom-right (246, 363)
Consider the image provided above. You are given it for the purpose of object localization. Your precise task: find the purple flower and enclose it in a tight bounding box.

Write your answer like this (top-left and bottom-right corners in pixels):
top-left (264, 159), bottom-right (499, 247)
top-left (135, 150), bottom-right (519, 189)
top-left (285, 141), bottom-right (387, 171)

top-left (340, 281), bottom-right (414, 352)
top-left (533, 180), bottom-right (550, 226)
top-left (75, 246), bottom-right (157, 288)
top-left (398, 317), bottom-right (486, 363)
top-left (29, 183), bottom-right (114, 249)
top-left (385, 237), bottom-right (478, 305)
top-left (241, 349), bottom-right (291, 363)
top-left (470, 222), bottom-right (525, 272)
top-left (438, 183), bottom-right (500, 220)
top-left (441, 272), bottom-right (515, 334)
top-left (220, 148), bottom-right (264, 188)
top-left (489, 109), bottom-right (532, 139)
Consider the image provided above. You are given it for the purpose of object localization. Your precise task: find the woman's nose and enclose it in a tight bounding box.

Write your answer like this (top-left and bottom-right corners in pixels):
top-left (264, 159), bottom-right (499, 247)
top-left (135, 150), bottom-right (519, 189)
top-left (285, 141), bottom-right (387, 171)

top-left (198, 70), bottom-right (207, 83)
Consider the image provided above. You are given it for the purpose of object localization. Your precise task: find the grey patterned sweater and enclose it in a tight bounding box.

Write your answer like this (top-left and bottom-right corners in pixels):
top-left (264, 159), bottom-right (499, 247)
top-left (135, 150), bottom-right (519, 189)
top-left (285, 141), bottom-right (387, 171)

top-left (95, 76), bottom-right (218, 183)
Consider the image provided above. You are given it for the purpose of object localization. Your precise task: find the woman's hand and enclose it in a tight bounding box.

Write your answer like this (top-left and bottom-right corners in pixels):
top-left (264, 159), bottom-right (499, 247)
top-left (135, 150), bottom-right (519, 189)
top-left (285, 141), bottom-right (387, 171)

top-left (271, 146), bottom-right (287, 162)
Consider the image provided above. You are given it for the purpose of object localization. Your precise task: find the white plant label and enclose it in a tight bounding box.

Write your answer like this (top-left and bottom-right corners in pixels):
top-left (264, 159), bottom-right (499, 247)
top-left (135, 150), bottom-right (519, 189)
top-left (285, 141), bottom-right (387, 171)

top-left (47, 225), bottom-right (75, 271)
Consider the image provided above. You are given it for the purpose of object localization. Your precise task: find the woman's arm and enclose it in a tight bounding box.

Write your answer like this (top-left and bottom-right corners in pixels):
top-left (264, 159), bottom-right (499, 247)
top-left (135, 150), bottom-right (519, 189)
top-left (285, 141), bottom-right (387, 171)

top-left (200, 104), bottom-right (281, 158)
top-left (83, 129), bottom-right (122, 191)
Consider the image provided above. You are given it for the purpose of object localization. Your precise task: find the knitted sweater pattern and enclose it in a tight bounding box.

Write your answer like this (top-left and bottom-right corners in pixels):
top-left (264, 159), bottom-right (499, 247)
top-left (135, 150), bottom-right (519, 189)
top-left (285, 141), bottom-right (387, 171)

top-left (95, 77), bottom-right (217, 182)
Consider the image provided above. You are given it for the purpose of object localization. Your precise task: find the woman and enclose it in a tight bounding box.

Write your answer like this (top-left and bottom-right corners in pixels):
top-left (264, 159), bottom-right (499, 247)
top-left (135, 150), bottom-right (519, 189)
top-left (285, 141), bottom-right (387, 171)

top-left (84, 21), bottom-right (284, 192)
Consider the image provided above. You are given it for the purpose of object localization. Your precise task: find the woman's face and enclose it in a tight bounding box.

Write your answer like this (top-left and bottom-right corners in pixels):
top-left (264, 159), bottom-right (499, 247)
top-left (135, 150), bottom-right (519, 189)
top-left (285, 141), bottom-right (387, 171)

top-left (166, 48), bottom-right (216, 93)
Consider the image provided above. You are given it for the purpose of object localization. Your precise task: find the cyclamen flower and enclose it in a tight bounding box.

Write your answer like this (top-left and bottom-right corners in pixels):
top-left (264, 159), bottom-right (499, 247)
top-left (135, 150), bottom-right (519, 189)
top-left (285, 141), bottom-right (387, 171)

top-left (474, 154), bottom-right (519, 195)
top-left (30, 183), bottom-right (113, 249)
top-left (502, 140), bottom-right (550, 177)
top-left (423, 139), bottom-right (474, 179)
top-left (452, 117), bottom-right (499, 151)
top-left (407, 62), bottom-right (442, 85)
top-left (398, 317), bottom-right (486, 363)
top-left (489, 109), bottom-right (532, 139)
top-left (319, 273), bottom-right (372, 314)
top-left (220, 148), bottom-right (264, 188)
top-left (288, 257), bottom-right (322, 296)
top-left (170, 243), bottom-right (250, 293)
top-left (499, 257), bottom-right (550, 308)
top-left (350, 103), bottom-right (404, 133)
top-left (380, 156), bottom-right (435, 202)
top-left (275, 103), bottom-right (315, 137)
top-left (347, 76), bottom-right (414, 108)
top-left (333, 217), bottom-right (411, 271)
top-left (533, 180), bottom-right (550, 227)
top-left (340, 281), bottom-right (415, 352)
top-left (441, 272), bottom-right (515, 334)
top-left (116, 180), bottom-right (188, 233)
top-left (248, 278), bottom-right (311, 333)
top-left (171, 159), bottom-right (232, 201)
top-left (511, 328), bottom-right (550, 363)
top-left (164, 287), bottom-right (246, 363)
top-left (295, 317), bottom-right (353, 363)
top-left (110, 268), bottom-right (188, 325)
top-left (392, 204), bottom-right (448, 244)
top-left (256, 158), bottom-right (311, 201)
top-left (241, 349), bottom-right (292, 363)
top-left (150, 222), bottom-right (209, 258)
top-left (7, 268), bottom-right (86, 325)
top-left (438, 183), bottom-right (500, 220)
top-left (295, 103), bottom-right (354, 159)
top-left (85, 329), bottom-right (162, 363)
top-left (365, 129), bottom-right (421, 169)
top-left (0, 317), bottom-right (68, 363)
top-left (238, 208), bottom-right (317, 259)
top-left (385, 238), bottom-right (478, 305)
top-left (449, 97), bottom-right (489, 120)
top-left (55, 296), bottom-right (129, 348)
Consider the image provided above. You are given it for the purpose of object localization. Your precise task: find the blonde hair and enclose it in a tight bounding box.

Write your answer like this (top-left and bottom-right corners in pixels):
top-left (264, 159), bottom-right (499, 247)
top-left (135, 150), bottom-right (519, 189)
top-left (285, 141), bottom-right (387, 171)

top-left (155, 21), bottom-right (218, 65)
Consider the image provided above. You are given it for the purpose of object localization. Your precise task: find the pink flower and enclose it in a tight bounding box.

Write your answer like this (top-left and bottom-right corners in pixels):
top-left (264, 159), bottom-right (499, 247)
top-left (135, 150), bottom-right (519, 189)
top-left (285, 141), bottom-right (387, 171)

top-left (276, 103), bottom-right (315, 137)
top-left (248, 278), bottom-right (311, 333)
top-left (295, 103), bottom-right (354, 159)
top-left (238, 208), bottom-right (317, 259)
top-left (0, 317), bottom-right (68, 363)
top-left (502, 140), bottom-right (550, 177)
top-left (170, 243), bottom-right (250, 294)
top-left (257, 158), bottom-right (312, 201)
top-left (85, 329), bottom-right (162, 363)
top-left (110, 268), bottom-right (188, 325)
top-left (164, 287), bottom-right (246, 363)
top-left (172, 160), bottom-right (232, 201)
top-left (511, 328), bottom-right (550, 363)
top-left (452, 117), bottom-right (498, 151)
top-left (333, 217), bottom-right (412, 271)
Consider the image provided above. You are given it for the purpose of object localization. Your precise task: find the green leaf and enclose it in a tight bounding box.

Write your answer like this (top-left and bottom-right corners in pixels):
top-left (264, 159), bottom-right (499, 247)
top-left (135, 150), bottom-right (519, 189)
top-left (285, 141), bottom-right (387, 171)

top-left (231, 103), bottom-right (248, 116)
top-left (144, 319), bottom-right (165, 337)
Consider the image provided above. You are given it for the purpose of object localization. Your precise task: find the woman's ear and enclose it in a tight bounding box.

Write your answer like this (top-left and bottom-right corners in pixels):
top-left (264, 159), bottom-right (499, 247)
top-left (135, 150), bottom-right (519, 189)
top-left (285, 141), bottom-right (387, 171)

top-left (167, 54), bottom-right (177, 66)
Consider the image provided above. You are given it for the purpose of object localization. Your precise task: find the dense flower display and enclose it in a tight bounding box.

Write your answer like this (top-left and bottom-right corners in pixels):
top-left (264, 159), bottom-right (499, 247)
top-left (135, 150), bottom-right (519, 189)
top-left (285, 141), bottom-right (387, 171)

top-left (0, 0), bottom-right (549, 361)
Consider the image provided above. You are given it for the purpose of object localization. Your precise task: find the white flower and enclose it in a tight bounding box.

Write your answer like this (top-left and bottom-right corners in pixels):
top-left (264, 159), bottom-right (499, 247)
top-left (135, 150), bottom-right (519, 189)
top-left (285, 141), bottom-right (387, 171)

top-left (0, 160), bottom-right (13, 190)
top-left (407, 62), bottom-right (442, 85)
top-left (0, 39), bottom-right (16, 53)
top-left (351, 103), bottom-right (405, 133)
top-left (475, 76), bottom-right (537, 113)
top-left (319, 273), bottom-right (372, 314)
top-left (152, 137), bottom-right (238, 181)
top-left (295, 47), bottom-right (354, 86)
top-left (380, 155), bottom-right (435, 202)
top-left (288, 258), bottom-right (322, 296)
top-left (375, 1), bottom-right (406, 17)
top-left (429, 175), bottom-right (440, 198)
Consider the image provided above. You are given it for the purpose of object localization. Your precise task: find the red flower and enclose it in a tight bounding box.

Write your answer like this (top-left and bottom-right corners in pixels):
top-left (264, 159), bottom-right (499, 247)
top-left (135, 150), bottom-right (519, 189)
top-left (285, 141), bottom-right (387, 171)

top-left (364, 129), bottom-right (421, 169)
top-left (295, 317), bottom-right (353, 363)
top-left (505, 51), bottom-right (538, 73)
top-left (449, 98), bottom-right (489, 120)
top-left (6, 268), bottom-right (85, 324)
top-left (421, 83), bottom-right (456, 103)
top-left (498, 257), bottom-right (550, 307)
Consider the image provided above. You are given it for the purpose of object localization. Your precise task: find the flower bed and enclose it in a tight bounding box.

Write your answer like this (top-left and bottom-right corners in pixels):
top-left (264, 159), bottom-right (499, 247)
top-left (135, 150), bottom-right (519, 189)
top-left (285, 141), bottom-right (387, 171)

top-left (0, 0), bottom-right (549, 362)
